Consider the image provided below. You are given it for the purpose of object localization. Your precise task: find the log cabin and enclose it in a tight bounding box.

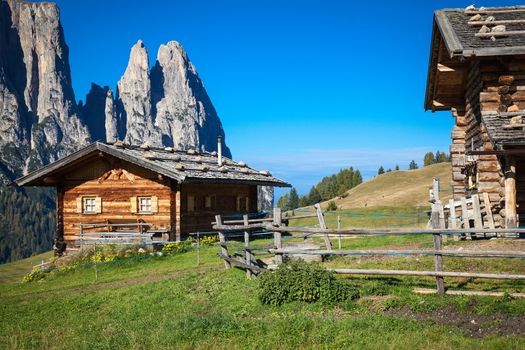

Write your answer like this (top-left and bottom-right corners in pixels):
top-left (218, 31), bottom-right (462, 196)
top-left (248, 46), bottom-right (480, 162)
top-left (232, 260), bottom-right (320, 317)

top-left (425, 5), bottom-right (525, 228)
top-left (15, 141), bottom-right (290, 255)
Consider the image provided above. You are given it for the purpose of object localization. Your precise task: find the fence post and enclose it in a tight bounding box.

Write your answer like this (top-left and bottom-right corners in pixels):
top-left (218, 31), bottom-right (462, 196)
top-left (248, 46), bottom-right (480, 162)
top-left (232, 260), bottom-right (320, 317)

top-left (273, 207), bottom-right (283, 265)
top-left (243, 215), bottom-right (254, 279)
top-left (431, 203), bottom-right (445, 295)
top-left (196, 232), bottom-right (200, 266)
top-left (337, 215), bottom-right (342, 250)
top-left (216, 215), bottom-right (231, 269)
top-left (314, 203), bottom-right (332, 251)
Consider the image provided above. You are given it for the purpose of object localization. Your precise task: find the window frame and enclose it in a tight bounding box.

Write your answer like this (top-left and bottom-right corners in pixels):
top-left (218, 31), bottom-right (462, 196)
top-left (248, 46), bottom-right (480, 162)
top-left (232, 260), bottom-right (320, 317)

top-left (138, 196), bottom-right (153, 214)
top-left (82, 196), bottom-right (97, 214)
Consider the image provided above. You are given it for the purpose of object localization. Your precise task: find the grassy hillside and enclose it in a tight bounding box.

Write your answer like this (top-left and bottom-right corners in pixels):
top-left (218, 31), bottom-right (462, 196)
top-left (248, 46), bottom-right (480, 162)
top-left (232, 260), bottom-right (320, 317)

top-left (328, 162), bottom-right (452, 209)
top-left (0, 238), bottom-right (524, 349)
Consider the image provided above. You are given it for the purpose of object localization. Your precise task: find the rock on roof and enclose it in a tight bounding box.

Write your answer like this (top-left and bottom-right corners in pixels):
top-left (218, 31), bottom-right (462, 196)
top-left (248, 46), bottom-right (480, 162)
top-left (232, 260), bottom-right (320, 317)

top-left (436, 6), bottom-right (525, 57)
top-left (15, 142), bottom-right (291, 187)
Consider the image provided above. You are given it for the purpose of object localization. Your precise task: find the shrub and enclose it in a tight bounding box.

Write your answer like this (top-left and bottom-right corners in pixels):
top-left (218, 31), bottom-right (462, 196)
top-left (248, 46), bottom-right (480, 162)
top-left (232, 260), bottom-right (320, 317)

top-left (326, 201), bottom-right (338, 211)
top-left (22, 269), bottom-right (46, 283)
top-left (161, 240), bottom-right (192, 254)
top-left (258, 260), bottom-right (358, 306)
top-left (199, 235), bottom-right (218, 246)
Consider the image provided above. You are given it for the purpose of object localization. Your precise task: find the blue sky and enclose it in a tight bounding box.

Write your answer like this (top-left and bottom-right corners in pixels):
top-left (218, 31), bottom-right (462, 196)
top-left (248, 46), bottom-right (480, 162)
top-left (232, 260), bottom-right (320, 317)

top-left (50, 0), bottom-right (517, 196)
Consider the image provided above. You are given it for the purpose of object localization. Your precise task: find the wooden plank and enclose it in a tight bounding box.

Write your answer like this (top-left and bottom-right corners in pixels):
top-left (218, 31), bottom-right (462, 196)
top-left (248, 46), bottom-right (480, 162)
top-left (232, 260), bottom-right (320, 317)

top-left (413, 288), bottom-right (525, 298)
top-left (329, 269), bottom-right (525, 280)
top-left (244, 215), bottom-right (254, 279)
top-left (216, 215), bottom-right (231, 269)
top-left (314, 203), bottom-right (332, 250)
top-left (431, 204), bottom-right (445, 295)
top-left (449, 199), bottom-right (459, 241)
top-left (273, 208), bottom-right (283, 265)
top-left (472, 194), bottom-right (483, 237)
top-left (270, 249), bottom-right (525, 258)
top-left (482, 192), bottom-right (496, 230)
top-left (461, 197), bottom-right (471, 240)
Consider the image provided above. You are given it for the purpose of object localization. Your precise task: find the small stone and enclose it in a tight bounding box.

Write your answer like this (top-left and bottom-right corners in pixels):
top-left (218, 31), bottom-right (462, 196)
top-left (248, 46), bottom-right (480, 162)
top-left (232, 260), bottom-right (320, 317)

top-left (510, 116), bottom-right (522, 124)
top-left (478, 25), bottom-right (490, 34)
top-left (138, 248), bottom-right (146, 254)
top-left (492, 25), bottom-right (506, 33)
top-left (508, 104), bottom-right (520, 112)
top-left (469, 14), bottom-right (483, 22)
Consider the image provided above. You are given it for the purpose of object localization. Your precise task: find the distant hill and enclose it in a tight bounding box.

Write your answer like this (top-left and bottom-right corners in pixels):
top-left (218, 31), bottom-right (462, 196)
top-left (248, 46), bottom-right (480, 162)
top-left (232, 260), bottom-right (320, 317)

top-left (321, 162), bottom-right (452, 209)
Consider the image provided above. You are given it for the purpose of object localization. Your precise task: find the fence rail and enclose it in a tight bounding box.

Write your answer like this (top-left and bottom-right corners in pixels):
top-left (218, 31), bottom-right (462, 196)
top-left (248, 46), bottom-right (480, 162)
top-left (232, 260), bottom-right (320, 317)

top-left (214, 207), bottom-right (525, 296)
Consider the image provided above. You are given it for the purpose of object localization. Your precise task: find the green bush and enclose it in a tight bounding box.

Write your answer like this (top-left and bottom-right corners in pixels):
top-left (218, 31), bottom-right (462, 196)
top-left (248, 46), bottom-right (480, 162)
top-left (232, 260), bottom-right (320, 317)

top-left (258, 261), bottom-right (358, 306)
top-left (326, 201), bottom-right (338, 211)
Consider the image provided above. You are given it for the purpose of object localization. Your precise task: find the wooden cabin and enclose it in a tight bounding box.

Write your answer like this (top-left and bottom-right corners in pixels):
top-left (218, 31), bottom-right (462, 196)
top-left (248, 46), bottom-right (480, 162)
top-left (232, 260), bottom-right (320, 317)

top-left (15, 142), bottom-right (290, 255)
top-left (425, 6), bottom-right (525, 228)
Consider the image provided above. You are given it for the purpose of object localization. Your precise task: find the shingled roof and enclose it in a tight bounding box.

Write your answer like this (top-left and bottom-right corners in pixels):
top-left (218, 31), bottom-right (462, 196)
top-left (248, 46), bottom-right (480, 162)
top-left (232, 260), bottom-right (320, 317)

top-left (15, 142), bottom-right (290, 187)
top-left (435, 6), bottom-right (525, 58)
top-left (481, 111), bottom-right (525, 146)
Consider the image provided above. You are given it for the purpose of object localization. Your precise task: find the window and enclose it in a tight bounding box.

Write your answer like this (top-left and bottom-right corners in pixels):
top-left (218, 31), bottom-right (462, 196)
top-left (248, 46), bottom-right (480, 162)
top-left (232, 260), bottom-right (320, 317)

top-left (205, 195), bottom-right (216, 210)
top-left (139, 197), bottom-right (152, 213)
top-left (130, 196), bottom-right (158, 214)
top-left (236, 196), bottom-right (249, 212)
top-left (83, 197), bottom-right (96, 213)
top-left (187, 195), bottom-right (196, 212)
top-left (77, 196), bottom-right (101, 214)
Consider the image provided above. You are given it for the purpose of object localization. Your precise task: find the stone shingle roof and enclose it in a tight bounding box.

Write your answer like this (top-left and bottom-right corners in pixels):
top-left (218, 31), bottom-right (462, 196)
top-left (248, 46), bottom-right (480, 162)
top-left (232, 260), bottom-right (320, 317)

top-left (436, 6), bottom-right (525, 57)
top-left (15, 142), bottom-right (290, 187)
top-left (482, 111), bottom-right (525, 146)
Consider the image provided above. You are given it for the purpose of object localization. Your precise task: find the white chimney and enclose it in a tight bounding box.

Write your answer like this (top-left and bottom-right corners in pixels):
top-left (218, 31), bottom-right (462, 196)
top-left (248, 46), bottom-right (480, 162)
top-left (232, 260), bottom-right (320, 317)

top-left (218, 136), bottom-right (223, 166)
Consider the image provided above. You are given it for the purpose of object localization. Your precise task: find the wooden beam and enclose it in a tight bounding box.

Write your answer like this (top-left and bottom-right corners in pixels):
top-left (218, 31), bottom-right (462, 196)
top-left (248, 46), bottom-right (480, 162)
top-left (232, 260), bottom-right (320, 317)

top-left (465, 8), bottom-right (525, 14)
top-left (505, 157), bottom-right (517, 228)
top-left (468, 19), bottom-right (525, 26)
top-left (476, 30), bottom-right (525, 38)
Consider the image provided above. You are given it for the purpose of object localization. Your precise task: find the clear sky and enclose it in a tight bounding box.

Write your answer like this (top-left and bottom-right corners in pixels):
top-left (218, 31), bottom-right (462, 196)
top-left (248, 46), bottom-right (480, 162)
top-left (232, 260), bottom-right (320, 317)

top-left (49, 0), bottom-right (517, 196)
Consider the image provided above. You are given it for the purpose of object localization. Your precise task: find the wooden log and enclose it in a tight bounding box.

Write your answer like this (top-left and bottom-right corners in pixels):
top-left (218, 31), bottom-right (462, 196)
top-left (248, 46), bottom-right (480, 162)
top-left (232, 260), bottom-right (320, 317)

top-left (499, 75), bottom-right (515, 86)
top-left (273, 208), bottom-right (283, 265)
top-left (449, 199), bottom-right (459, 241)
top-left (329, 269), bottom-right (525, 280)
top-left (270, 248), bottom-right (525, 258)
top-left (472, 194), bottom-right (483, 237)
top-left (413, 288), bottom-right (525, 298)
top-left (218, 253), bottom-right (266, 272)
top-left (482, 192), bottom-right (496, 230)
top-left (314, 203), bottom-right (332, 250)
top-left (216, 215), bottom-right (231, 269)
top-left (505, 157), bottom-right (518, 228)
top-left (431, 205), bottom-right (445, 295)
top-left (244, 215), bottom-right (254, 279)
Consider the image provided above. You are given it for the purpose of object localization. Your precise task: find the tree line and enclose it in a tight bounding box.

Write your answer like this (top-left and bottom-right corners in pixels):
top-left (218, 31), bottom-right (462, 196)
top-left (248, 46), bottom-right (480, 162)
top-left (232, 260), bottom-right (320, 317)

top-left (0, 187), bottom-right (55, 264)
top-left (377, 150), bottom-right (450, 175)
top-left (277, 167), bottom-right (363, 211)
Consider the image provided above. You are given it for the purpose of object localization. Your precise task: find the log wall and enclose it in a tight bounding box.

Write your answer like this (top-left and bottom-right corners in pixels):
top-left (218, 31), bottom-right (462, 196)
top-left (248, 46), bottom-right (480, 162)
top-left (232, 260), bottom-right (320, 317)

top-left (60, 157), bottom-right (172, 250)
top-left (179, 183), bottom-right (258, 234)
top-left (459, 58), bottom-right (525, 227)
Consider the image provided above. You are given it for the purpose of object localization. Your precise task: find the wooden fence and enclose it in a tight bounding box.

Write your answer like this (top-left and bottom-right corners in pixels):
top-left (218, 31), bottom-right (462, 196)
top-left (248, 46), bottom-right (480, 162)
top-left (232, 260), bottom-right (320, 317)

top-left (76, 222), bottom-right (170, 247)
top-left (213, 207), bottom-right (525, 297)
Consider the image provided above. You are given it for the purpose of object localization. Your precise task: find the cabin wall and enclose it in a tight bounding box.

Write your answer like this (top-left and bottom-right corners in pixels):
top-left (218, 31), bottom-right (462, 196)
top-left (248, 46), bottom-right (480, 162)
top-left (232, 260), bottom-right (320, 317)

top-left (179, 183), bottom-right (258, 234)
top-left (458, 58), bottom-right (525, 227)
top-left (60, 158), bottom-right (172, 251)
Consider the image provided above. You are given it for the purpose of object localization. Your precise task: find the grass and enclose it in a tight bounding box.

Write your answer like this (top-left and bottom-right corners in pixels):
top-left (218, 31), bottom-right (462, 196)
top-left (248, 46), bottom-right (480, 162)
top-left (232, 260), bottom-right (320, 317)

top-left (1, 235), bottom-right (524, 349)
top-left (0, 251), bottom-right (53, 283)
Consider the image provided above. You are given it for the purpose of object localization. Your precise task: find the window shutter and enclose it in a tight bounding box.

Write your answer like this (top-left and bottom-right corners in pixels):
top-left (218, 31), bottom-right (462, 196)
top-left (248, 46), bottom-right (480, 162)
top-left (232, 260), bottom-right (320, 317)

top-left (151, 196), bottom-right (158, 213)
top-left (76, 197), bottom-right (83, 213)
top-left (130, 196), bottom-right (138, 213)
top-left (95, 197), bottom-right (102, 214)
